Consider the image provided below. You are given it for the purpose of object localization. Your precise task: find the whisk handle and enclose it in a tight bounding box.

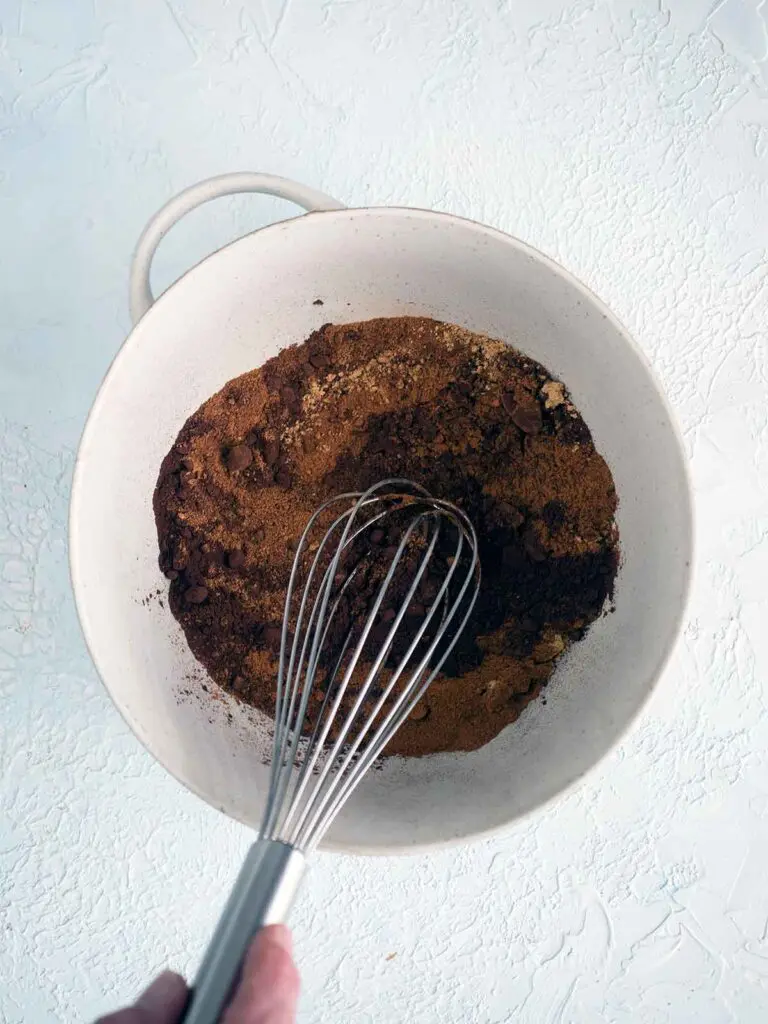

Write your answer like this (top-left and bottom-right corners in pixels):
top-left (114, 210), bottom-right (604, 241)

top-left (183, 839), bottom-right (305, 1024)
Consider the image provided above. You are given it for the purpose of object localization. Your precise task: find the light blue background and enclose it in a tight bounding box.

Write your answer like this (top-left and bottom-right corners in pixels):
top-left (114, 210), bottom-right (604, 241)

top-left (2, 1), bottom-right (768, 1020)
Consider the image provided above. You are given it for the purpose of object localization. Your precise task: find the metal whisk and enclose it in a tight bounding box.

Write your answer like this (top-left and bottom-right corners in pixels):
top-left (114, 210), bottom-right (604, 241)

top-left (184, 479), bottom-right (480, 1023)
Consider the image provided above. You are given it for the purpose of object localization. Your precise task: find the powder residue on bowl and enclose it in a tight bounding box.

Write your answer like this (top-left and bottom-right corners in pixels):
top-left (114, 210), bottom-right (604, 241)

top-left (153, 316), bottom-right (619, 756)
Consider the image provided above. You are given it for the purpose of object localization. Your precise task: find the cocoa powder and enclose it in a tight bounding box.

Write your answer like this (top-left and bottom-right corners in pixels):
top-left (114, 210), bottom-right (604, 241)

top-left (154, 317), bottom-right (619, 756)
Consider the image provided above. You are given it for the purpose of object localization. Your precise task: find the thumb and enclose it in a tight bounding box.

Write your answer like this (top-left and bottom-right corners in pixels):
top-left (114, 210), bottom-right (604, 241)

top-left (222, 926), bottom-right (299, 1024)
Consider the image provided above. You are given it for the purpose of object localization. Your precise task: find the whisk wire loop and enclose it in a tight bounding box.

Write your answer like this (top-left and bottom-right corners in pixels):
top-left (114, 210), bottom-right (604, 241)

top-left (261, 479), bottom-right (480, 851)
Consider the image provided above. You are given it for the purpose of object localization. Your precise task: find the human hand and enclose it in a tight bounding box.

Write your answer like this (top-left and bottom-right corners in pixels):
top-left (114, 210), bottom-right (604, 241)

top-left (96, 924), bottom-right (299, 1024)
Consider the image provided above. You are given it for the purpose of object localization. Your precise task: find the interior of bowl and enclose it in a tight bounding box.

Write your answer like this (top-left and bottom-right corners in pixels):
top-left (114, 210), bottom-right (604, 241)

top-left (70, 207), bottom-right (692, 852)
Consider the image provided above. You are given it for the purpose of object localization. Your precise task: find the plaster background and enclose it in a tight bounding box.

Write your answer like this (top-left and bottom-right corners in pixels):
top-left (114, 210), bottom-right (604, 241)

top-left (1, 0), bottom-right (767, 1020)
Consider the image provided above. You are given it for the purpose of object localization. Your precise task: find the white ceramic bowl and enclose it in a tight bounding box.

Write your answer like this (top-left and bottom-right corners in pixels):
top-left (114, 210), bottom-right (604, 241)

top-left (70, 173), bottom-right (693, 854)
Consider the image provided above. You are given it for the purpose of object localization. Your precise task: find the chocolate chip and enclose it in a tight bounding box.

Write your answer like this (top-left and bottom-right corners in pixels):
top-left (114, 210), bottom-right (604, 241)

top-left (381, 607), bottom-right (396, 622)
top-left (512, 399), bottom-right (548, 432)
top-left (263, 440), bottom-right (281, 466)
top-left (245, 430), bottom-right (261, 446)
top-left (184, 585), bottom-right (208, 604)
top-left (370, 528), bottom-right (385, 544)
top-left (225, 445), bottom-right (252, 471)
top-left (275, 470), bottom-right (292, 489)
top-left (409, 602), bottom-right (425, 617)
top-left (163, 568), bottom-right (178, 580)
top-left (227, 549), bottom-right (246, 570)
top-left (309, 351), bottom-right (329, 368)
top-left (501, 391), bottom-right (517, 415)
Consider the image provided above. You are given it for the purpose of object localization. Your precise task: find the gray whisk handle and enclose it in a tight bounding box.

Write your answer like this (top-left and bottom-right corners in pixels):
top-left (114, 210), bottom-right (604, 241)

top-left (183, 839), bottom-right (306, 1024)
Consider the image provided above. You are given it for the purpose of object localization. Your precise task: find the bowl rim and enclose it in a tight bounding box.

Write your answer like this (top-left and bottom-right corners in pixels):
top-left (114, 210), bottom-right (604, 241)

top-left (69, 203), bottom-right (695, 856)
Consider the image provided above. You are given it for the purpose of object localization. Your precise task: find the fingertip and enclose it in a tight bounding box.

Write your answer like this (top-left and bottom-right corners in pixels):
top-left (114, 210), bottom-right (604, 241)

top-left (247, 927), bottom-right (299, 995)
top-left (223, 925), bottom-right (299, 1022)
top-left (261, 924), bottom-right (293, 955)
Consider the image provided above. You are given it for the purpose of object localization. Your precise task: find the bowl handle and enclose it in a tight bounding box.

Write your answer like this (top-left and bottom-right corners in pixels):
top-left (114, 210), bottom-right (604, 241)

top-left (128, 173), bottom-right (346, 324)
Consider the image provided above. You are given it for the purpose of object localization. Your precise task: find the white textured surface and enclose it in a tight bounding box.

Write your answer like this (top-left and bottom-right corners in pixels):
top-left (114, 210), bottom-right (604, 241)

top-left (1, 0), bottom-right (766, 1020)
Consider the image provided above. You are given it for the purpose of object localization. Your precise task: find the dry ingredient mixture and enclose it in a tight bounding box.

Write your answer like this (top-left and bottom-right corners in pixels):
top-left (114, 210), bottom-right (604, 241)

top-left (154, 317), bottom-right (619, 756)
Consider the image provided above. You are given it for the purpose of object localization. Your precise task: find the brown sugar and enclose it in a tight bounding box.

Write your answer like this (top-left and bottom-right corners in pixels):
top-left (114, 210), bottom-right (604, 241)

top-left (153, 317), bottom-right (619, 756)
